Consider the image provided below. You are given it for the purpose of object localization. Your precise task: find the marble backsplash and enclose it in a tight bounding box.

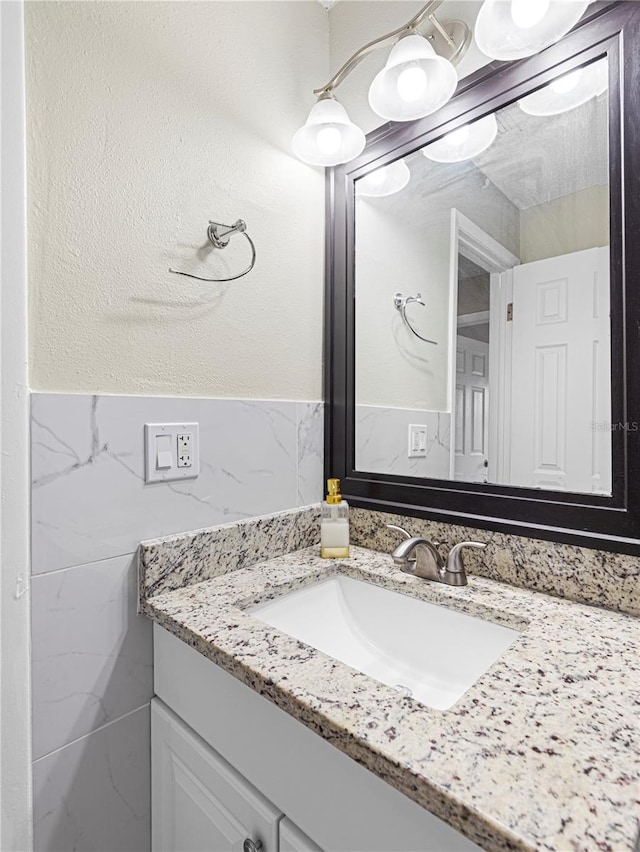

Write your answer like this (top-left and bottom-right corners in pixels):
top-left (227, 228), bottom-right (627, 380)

top-left (355, 405), bottom-right (450, 480)
top-left (350, 507), bottom-right (640, 618)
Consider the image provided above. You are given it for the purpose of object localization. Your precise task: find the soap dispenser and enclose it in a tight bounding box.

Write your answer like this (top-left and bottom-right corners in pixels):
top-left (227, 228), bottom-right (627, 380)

top-left (321, 478), bottom-right (350, 559)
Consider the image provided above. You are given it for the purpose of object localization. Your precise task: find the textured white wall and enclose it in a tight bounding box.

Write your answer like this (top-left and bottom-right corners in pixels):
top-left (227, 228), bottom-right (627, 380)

top-left (354, 165), bottom-right (520, 411)
top-left (26, 1), bottom-right (328, 399)
top-left (355, 200), bottom-right (452, 411)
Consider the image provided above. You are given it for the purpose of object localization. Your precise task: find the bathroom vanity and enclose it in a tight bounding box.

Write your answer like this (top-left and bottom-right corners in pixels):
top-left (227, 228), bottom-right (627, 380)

top-left (139, 14), bottom-right (640, 845)
top-left (140, 509), bottom-right (640, 852)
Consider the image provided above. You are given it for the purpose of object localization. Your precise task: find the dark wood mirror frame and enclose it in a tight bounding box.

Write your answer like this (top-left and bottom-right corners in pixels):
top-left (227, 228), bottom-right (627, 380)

top-left (325, 2), bottom-right (640, 555)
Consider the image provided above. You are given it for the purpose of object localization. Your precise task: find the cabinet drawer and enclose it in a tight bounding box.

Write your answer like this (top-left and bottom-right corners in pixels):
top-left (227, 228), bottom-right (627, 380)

top-left (152, 699), bottom-right (282, 852)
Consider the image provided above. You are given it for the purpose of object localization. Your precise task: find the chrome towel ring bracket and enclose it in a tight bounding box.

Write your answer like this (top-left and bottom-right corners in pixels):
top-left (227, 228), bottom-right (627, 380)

top-left (169, 219), bottom-right (256, 283)
top-left (393, 292), bottom-right (438, 345)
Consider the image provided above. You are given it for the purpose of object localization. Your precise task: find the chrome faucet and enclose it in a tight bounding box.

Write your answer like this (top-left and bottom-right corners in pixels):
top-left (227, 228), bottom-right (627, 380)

top-left (387, 525), bottom-right (486, 586)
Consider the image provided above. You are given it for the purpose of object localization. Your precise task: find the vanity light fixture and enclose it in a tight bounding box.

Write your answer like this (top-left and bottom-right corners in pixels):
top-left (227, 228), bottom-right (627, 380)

top-left (422, 113), bottom-right (498, 163)
top-left (294, 0), bottom-right (596, 167)
top-left (292, 93), bottom-right (366, 167)
top-left (475, 0), bottom-right (592, 62)
top-left (356, 160), bottom-right (411, 197)
top-left (518, 58), bottom-right (608, 116)
top-left (292, 0), bottom-right (472, 166)
top-left (368, 34), bottom-right (458, 122)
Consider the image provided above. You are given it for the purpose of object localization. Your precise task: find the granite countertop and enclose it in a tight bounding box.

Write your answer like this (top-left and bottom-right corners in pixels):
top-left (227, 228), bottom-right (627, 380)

top-left (141, 544), bottom-right (640, 852)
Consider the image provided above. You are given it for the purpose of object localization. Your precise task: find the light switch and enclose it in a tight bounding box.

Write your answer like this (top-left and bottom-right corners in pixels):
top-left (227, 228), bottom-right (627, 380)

top-left (408, 424), bottom-right (428, 458)
top-left (156, 434), bottom-right (172, 469)
top-left (145, 423), bottom-right (200, 483)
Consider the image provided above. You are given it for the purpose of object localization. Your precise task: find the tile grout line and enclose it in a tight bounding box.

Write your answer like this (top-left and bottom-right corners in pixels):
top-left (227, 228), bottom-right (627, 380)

top-left (30, 551), bottom-right (138, 580)
top-left (32, 702), bottom-right (151, 765)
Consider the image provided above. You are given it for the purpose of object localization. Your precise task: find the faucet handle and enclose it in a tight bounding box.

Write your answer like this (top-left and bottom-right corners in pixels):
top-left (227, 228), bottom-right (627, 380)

top-left (386, 524), bottom-right (412, 539)
top-left (446, 541), bottom-right (487, 573)
top-left (386, 525), bottom-right (416, 568)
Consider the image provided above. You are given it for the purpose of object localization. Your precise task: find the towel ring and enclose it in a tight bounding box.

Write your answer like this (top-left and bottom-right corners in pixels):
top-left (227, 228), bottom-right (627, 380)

top-left (393, 292), bottom-right (437, 345)
top-left (169, 219), bottom-right (256, 282)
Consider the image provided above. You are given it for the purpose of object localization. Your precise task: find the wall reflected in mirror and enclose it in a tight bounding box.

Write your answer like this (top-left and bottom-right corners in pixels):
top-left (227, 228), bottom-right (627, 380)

top-left (355, 57), bottom-right (611, 495)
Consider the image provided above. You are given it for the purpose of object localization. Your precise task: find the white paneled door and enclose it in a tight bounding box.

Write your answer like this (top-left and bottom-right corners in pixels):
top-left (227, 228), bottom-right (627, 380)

top-left (454, 337), bottom-right (490, 482)
top-left (509, 247), bottom-right (611, 493)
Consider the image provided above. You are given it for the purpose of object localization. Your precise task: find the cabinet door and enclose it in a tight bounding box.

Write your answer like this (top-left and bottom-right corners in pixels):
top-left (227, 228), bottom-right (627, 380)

top-left (279, 818), bottom-right (323, 852)
top-left (152, 699), bottom-right (282, 852)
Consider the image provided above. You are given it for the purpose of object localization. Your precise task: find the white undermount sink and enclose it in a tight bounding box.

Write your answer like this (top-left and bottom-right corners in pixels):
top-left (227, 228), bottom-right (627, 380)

top-left (249, 575), bottom-right (521, 710)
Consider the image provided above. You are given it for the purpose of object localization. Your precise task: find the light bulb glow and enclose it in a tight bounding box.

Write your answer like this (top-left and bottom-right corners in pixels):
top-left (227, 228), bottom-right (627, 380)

top-left (518, 58), bottom-right (607, 117)
top-left (292, 96), bottom-right (366, 166)
top-left (423, 113), bottom-right (498, 163)
top-left (368, 167), bottom-right (388, 186)
top-left (550, 68), bottom-right (582, 94)
top-left (368, 34), bottom-right (457, 122)
top-left (475, 1), bottom-right (590, 62)
top-left (356, 160), bottom-right (410, 198)
top-left (511, 0), bottom-right (550, 29)
top-left (316, 126), bottom-right (342, 155)
top-left (445, 125), bottom-right (470, 147)
top-left (396, 66), bottom-right (428, 103)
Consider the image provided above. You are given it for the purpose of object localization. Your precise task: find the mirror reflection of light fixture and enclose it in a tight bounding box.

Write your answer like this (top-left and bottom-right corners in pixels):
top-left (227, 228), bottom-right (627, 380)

top-left (292, 94), bottom-right (366, 167)
top-left (518, 58), bottom-right (608, 116)
top-left (475, 0), bottom-right (591, 61)
top-left (368, 34), bottom-right (458, 122)
top-left (422, 113), bottom-right (498, 162)
top-left (356, 160), bottom-right (411, 197)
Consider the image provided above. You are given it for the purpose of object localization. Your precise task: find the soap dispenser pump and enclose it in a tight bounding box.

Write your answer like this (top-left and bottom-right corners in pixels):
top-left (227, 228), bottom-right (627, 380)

top-left (321, 478), bottom-right (350, 559)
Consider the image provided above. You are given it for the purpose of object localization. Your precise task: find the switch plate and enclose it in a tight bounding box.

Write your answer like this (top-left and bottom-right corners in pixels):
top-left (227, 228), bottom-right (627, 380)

top-left (145, 423), bottom-right (199, 483)
top-left (408, 424), bottom-right (428, 458)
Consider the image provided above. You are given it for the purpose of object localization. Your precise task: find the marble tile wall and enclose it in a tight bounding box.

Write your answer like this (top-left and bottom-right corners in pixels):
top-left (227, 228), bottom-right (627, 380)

top-left (355, 405), bottom-right (451, 479)
top-left (30, 393), bottom-right (323, 852)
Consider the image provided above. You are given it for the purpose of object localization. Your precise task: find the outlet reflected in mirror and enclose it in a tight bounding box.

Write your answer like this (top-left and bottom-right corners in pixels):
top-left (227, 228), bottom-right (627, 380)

top-left (354, 57), bottom-right (611, 496)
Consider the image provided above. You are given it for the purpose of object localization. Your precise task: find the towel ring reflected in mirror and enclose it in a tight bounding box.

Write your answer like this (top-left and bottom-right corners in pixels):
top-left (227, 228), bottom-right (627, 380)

top-left (393, 292), bottom-right (438, 345)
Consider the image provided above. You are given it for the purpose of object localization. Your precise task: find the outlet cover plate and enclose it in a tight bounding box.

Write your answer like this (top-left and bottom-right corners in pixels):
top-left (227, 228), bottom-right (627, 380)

top-left (145, 423), bottom-right (200, 483)
top-left (408, 424), bottom-right (428, 458)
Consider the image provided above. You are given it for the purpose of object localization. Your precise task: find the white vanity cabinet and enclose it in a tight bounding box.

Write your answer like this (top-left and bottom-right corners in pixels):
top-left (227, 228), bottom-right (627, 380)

top-left (152, 699), bottom-right (283, 852)
top-left (153, 625), bottom-right (479, 852)
top-left (278, 819), bottom-right (322, 852)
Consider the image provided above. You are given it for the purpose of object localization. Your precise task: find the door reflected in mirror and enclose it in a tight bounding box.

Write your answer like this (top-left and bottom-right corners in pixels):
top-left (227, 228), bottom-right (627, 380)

top-left (355, 57), bottom-right (611, 495)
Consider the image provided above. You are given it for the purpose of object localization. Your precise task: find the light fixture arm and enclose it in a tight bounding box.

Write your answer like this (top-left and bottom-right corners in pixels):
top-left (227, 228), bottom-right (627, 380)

top-left (313, 0), bottom-right (468, 97)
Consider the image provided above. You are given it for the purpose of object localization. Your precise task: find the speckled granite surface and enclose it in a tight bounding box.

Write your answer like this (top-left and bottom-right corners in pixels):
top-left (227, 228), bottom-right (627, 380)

top-left (139, 505), bottom-right (320, 599)
top-left (142, 545), bottom-right (640, 852)
top-left (351, 508), bottom-right (640, 617)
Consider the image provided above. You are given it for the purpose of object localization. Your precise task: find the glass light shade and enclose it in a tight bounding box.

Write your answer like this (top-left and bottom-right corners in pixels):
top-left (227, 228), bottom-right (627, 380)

top-left (422, 114), bottom-right (498, 162)
top-left (368, 34), bottom-right (458, 122)
top-left (292, 97), bottom-right (365, 167)
top-left (475, 1), bottom-right (591, 61)
top-left (356, 160), bottom-right (411, 197)
top-left (519, 59), bottom-right (608, 116)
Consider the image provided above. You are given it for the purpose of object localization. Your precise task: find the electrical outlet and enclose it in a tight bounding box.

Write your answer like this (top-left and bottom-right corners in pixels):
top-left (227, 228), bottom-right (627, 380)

top-left (177, 433), bottom-right (192, 468)
top-left (408, 424), bottom-right (428, 458)
top-left (144, 423), bottom-right (199, 482)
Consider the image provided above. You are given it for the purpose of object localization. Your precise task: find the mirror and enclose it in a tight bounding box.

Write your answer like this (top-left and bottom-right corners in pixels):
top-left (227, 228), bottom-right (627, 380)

top-left (354, 57), bottom-right (611, 495)
top-left (326, 4), bottom-right (640, 554)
